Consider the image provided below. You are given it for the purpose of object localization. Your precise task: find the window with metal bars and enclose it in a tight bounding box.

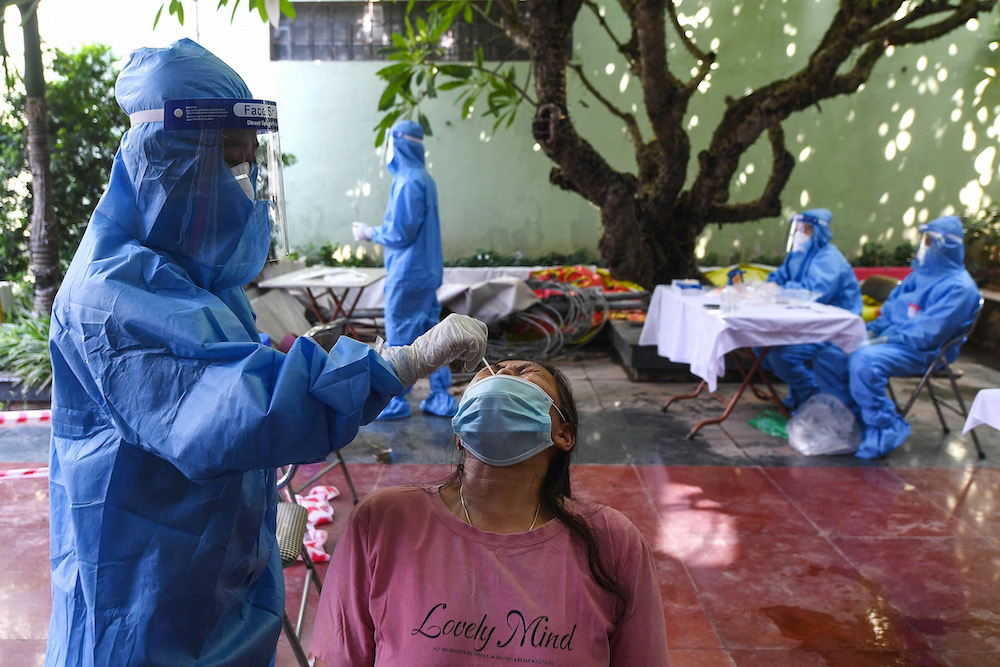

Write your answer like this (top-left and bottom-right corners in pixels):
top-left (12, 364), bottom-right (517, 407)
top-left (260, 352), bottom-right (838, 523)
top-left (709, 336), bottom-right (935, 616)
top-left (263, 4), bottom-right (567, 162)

top-left (270, 2), bottom-right (530, 62)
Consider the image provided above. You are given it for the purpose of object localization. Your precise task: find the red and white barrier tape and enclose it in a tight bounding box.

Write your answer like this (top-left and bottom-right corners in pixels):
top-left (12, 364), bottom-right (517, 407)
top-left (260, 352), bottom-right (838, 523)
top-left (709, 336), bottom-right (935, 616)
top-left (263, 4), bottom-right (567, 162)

top-left (0, 466), bottom-right (49, 480)
top-left (0, 409), bottom-right (51, 425)
top-left (295, 484), bottom-right (340, 563)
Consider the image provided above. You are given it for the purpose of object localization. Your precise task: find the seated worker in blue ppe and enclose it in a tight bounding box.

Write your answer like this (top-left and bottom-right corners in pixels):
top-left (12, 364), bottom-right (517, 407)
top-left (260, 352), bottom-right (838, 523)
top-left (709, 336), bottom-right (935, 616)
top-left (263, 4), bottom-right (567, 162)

top-left (814, 215), bottom-right (980, 459)
top-left (761, 208), bottom-right (862, 412)
top-left (45, 39), bottom-right (488, 667)
top-left (353, 120), bottom-right (457, 421)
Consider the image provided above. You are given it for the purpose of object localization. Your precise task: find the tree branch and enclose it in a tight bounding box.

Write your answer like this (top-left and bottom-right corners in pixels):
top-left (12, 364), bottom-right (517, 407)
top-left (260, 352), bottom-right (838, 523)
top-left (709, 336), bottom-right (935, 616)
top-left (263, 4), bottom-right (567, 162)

top-left (582, 0), bottom-right (639, 74)
top-left (567, 62), bottom-right (643, 149)
top-left (704, 124), bottom-right (794, 223)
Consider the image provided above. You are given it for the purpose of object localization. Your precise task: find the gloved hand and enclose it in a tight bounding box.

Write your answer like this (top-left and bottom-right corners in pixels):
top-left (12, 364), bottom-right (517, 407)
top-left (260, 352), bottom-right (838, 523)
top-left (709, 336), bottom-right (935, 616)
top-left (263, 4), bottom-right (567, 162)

top-left (352, 221), bottom-right (373, 242)
top-left (380, 314), bottom-right (489, 386)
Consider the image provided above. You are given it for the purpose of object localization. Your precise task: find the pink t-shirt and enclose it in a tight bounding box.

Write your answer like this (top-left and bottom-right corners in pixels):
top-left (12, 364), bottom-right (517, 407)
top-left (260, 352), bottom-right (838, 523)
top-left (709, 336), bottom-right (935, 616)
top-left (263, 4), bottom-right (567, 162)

top-left (311, 485), bottom-right (669, 666)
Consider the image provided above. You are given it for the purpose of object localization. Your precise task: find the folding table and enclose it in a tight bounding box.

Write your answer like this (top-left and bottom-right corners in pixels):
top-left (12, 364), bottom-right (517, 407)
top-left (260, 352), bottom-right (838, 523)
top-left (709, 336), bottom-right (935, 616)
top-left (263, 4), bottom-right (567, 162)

top-left (639, 285), bottom-right (867, 438)
top-left (258, 266), bottom-right (386, 339)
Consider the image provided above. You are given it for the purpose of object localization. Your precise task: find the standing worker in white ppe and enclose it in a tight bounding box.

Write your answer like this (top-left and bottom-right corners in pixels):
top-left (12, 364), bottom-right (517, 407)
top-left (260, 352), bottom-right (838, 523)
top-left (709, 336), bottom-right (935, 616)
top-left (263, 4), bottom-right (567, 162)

top-left (353, 119), bottom-right (458, 420)
top-left (45, 39), bottom-right (487, 666)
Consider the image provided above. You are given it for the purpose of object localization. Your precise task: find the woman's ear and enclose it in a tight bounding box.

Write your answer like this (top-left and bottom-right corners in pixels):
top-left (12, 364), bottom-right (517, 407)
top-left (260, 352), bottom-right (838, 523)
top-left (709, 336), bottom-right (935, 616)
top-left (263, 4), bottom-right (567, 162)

top-left (552, 420), bottom-right (575, 453)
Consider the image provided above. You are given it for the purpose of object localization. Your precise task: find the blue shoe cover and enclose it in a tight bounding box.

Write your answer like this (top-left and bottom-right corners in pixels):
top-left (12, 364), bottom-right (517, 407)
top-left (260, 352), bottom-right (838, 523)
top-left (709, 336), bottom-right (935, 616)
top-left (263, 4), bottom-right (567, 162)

top-left (855, 418), bottom-right (911, 459)
top-left (420, 390), bottom-right (458, 417)
top-left (376, 395), bottom-right (411, 421)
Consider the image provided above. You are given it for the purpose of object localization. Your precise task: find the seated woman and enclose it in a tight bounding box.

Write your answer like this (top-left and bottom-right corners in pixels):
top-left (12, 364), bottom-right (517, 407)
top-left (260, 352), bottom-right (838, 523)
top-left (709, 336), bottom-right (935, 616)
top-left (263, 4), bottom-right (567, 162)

top-left (310, 359), bottom-right (669, 666)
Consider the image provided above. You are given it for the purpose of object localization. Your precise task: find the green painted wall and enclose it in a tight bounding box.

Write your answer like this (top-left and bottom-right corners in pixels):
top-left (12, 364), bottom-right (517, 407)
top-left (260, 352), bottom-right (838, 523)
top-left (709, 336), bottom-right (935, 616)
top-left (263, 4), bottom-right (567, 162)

top-left (264, 1), bottom-right (999, 266)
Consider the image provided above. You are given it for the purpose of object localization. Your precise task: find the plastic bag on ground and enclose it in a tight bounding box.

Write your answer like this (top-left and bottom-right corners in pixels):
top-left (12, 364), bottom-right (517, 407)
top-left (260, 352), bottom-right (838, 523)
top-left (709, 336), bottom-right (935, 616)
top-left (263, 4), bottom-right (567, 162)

top-left (786, 394), bottom-right (862, 456)
top-left (749, 410), bottom-right (789, 439)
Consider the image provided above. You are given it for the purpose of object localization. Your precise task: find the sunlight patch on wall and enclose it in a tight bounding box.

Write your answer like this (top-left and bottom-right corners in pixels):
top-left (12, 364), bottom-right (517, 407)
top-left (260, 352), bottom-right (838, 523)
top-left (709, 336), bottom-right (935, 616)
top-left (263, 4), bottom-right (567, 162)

top-left (619, 72), bottom-right (630, 94)
top-left (532, 143), bottom-right (541, 152)
top-left (688, 115), bottom-right (700, 129)
top-left (695, 233), bottom-right (710, 260)
top-left (878, 122), bottom-right (889, 137)
top-left (975, 146), bottom-right (996, 185)
top-left (786, 43), bottom-right (796, 58)
top-left (345, 181), bottom-right (373, 198)
top-left (899, 108), bottom-right (915, 130)
top-left (896, 131), bottom-right (911, 151)
top-left (799, 189), bottom-right (810, 208)
top-left (923, 175), bottom-right (936, 192)
top-left (479, 131), bottom-right (492, 143)
top-left (884, 140), bottom-right (897, 161)
top-left (914, 189), bottom-right (926, 203)
top-left (605, 63), bottom-right (615, 75)
top-left (798, 146), bottom-right (813, 162)
top-left (903, 207), bottom-right (916, 227)
top-left (963, 122), bottom-right (977, 151)
top-left (879, 192), bottom-right (890, 205)
top-left (960, 180), bottom-right (986, 211)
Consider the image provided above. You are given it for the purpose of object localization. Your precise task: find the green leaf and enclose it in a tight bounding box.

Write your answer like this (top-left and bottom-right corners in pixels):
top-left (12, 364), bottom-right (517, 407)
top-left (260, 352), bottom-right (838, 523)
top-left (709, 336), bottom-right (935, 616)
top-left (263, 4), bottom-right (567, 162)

top-left (418, 112), bottom-right (432, 137)
top-left (278, 0), bottom-right (296, 19)
top-left (437, 80), bottom-right (467, 91)
top-left (378, 71), bottom-right (411, 111)
top-left (154, 3), bottom-right (164, 28)
top-left (475, 45), bottom-right (484, 69)
top-left (438, 64), bottom-right (472, 79)
top-left (463, 4), bottom-right (473, 23)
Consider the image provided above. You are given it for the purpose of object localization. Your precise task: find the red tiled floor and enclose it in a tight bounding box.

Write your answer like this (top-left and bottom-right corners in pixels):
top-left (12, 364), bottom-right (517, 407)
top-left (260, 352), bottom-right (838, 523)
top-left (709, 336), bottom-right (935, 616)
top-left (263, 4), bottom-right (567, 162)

top-left (833, 535), bottom-right (1000, 653)
top-left (893, 467), bottom-right (1000, 544)
top-left (638, 466), bottom-right (817, 537)
top-left (5, 462), bottom-right (1000, 665)
top-left (762, 466), bottom-right (968, 538)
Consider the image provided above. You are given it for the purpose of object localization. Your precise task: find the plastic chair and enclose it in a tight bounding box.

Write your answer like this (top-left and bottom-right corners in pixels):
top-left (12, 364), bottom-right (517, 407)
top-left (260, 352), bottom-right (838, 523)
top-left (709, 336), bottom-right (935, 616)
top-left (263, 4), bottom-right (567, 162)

top-left (887, 295), bottom-right (986, 460)
top-left (275, 498), bottom-right (322, 667)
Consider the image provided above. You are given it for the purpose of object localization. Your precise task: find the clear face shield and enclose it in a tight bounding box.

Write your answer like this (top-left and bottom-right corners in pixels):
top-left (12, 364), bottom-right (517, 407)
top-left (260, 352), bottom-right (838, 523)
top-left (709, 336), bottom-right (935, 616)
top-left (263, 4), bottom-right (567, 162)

top-left (914, 224), bottom-right (959, 264)
top-left (785, 213), bottom-right (816, 253)
top-left (136, 98), bottom-right (289, 263)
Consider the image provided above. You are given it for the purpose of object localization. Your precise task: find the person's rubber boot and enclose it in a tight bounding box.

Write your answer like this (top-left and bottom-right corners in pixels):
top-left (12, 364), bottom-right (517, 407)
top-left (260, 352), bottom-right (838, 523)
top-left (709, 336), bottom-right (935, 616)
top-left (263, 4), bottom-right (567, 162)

top-left (855, 415), bottom-right (910, 459)
top-left (376, 394), bottom-right (411, 421)
top-left (420, 366), bottom-right (458, 417)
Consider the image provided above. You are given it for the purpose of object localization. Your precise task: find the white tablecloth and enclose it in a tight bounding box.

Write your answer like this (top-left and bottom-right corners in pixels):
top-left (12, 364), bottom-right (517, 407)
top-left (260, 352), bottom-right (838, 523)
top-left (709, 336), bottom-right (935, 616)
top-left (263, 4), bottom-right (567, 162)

top-left (639, 285), bottom-right (867, 392)
top-left (963, 388), bottom-right (1000, 434)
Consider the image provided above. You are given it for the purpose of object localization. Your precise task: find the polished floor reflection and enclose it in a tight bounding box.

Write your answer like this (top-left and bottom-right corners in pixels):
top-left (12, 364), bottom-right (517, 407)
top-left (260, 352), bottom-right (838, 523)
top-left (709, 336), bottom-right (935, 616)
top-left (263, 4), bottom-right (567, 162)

top-left (2, 343), bottom-right (998, 665)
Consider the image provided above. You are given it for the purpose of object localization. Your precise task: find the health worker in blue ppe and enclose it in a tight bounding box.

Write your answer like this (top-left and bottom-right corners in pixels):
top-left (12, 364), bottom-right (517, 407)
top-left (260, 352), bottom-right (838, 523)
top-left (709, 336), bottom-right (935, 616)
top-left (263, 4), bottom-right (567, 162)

top-left (45, 39), bottom-right (488, 667)
top-left (761, 209), bottom-right (862, 412)
top-left (353, 120), bottom-right (456, 421)
top-left (813, 215), bottom-right (980, 459)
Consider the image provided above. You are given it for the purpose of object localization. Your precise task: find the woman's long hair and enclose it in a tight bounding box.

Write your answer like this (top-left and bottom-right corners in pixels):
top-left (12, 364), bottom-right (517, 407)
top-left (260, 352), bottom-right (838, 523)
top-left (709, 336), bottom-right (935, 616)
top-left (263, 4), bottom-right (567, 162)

top-left (442, 359), bottom-right (631, 624)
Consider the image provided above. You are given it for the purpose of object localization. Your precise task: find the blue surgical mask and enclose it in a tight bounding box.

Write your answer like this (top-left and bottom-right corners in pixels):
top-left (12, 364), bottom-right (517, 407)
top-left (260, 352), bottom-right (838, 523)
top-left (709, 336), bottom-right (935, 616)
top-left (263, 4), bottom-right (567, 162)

top-left (452, 374), bottom-right (564, 466)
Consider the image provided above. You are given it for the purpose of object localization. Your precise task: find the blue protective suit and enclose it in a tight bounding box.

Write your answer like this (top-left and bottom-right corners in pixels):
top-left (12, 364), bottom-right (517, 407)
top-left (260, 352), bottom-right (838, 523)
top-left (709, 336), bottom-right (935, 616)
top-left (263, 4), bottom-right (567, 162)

top-left (372, 120), bottom-right (456, 419)
top-left (45, 40), bottom-right (402, 666)
top-left (815, 215), bottom-right (981, 458)
top-left (762, 209), bottom-right (862, 411)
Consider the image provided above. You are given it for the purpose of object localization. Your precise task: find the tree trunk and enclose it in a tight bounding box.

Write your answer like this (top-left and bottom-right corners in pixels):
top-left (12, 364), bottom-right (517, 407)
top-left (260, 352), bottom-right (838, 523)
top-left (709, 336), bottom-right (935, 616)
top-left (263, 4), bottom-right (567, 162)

top-left (21, 3), bottom-right (60, 315)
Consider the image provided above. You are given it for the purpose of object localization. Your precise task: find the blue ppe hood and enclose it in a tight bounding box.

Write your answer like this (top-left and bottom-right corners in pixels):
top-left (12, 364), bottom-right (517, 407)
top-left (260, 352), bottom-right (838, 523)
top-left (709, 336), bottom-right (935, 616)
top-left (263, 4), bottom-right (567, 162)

top-left (46, 39), bottom-right (403, 666)
top-left (114, 38), bottom-right (266, 292)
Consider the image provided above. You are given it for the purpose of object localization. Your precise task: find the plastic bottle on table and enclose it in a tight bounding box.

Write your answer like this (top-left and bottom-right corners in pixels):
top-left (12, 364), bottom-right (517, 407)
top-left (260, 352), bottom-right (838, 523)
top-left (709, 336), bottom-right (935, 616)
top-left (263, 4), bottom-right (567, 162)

top-left (720, 285), bottom-right (739, 314)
